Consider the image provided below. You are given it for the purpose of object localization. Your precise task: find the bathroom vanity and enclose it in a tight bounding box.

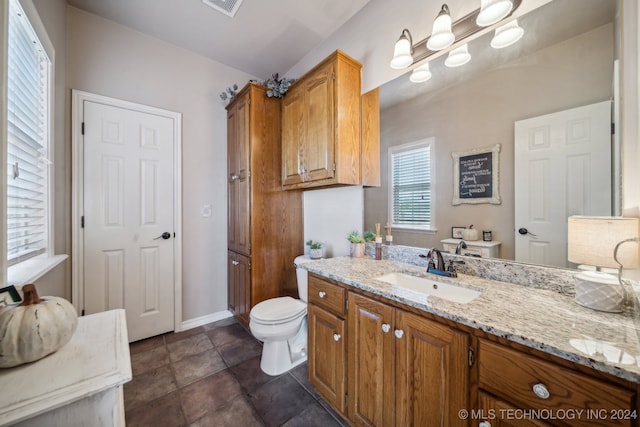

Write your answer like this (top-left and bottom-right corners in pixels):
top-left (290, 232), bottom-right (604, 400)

top-left (303, 256), bottom-right (640, 426)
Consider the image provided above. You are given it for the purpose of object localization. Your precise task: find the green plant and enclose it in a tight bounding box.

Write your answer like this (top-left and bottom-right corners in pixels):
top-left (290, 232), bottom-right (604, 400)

top-left (347, 231), bottom-right (365, 244)
top-left (306, 240), bottom-right (323, 249)
top-left (364, 230), bottom-right (376, 242)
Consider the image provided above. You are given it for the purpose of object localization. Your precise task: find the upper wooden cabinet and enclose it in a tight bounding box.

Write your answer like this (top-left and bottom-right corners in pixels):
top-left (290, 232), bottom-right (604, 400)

top-left (282, 50), bottom-right (378, 189)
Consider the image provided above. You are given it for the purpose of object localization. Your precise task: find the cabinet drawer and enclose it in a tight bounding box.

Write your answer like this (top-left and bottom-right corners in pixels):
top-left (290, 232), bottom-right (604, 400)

top-left (479, 339), bottom-right (635, 426)
top-left (308, 275), bottom-right (346, 316)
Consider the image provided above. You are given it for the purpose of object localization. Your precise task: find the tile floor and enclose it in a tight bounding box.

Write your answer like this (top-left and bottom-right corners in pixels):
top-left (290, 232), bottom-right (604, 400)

top-left (124, 316), bottom-right (347, 427)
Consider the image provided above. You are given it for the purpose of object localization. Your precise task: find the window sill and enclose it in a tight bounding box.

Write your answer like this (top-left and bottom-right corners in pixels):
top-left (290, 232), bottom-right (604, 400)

top-left (7, 254), bottom-right (68, 286)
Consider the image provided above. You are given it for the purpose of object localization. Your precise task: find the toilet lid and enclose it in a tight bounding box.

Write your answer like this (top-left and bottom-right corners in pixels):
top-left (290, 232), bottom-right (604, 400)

top-left (250, 297), bottom-right (306, 323)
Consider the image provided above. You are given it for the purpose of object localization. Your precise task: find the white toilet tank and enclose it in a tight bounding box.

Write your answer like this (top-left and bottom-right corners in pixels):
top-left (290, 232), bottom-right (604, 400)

top-left (294, 255), bottom-right (313, 302)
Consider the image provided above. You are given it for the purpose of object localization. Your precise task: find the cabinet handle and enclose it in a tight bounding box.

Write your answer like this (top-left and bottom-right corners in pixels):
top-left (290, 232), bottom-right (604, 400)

top-left (318, 291), bottom-right (326, 298)
top-left (479, 422), bottom-right (492, 427)
top-left (381, 324), bottom-right (391, 333)
top-left (394, 329), bottom-right (404, 339)
top-left (532, 383), bottom-right (550, 399)
top-left (333, 333), bottom-right (341, 342)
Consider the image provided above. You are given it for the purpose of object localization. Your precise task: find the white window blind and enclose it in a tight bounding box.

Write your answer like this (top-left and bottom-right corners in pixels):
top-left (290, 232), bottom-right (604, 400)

top-left (6, 0), bottom-right (51, 266)
top-left (390, 140), bottom-right (433, 229)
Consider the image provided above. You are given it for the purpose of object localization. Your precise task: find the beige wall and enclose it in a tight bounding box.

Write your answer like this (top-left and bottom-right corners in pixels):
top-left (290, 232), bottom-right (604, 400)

top-left (66, 7), bottom-right (255, 321)
top-left (364, 24), bottom-right (614, 259)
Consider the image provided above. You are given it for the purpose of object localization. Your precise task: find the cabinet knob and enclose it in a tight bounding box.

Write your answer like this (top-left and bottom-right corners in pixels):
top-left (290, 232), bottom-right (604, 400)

top-left (479, 422), bottom-right (492, 427)
top-left (532, 383), bottom-right (550, 399)
top-left (381, 324), bottom-right (391, 333)
top-left (318, 291), bottom-right (327, 298)
top-left (333, 333), bottom-right (341, 342)
top-left (394, 329), bottom-right (404, 339)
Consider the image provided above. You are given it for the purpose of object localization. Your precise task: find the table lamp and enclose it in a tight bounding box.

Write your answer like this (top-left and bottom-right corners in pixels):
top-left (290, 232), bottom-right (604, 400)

top-left (567, 216), bottom-right (640, 312)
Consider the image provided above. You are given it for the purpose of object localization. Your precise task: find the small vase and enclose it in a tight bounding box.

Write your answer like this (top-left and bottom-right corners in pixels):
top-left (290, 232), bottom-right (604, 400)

top-left (350, 243), bottom-right (365, 258)
top-left (309, 248), bottom-right (323, 259)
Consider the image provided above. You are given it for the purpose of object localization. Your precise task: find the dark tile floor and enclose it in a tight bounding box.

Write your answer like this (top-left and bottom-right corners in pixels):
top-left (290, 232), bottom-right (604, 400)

top-left (124, 316), bottom-right (347, 427)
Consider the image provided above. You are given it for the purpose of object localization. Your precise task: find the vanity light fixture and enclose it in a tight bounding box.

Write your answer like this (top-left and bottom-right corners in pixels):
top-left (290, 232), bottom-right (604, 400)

top-left (426, 4), bottom-right (455, 51)
top-left (476, 0), bottom-right (514, 27)
top-left (389, 0), bottom-right (522, 80)
top-left (410, 63), bottom-right (432, 83)
top-left (568, 216), bottom-right (640, 313)
top-left (444, 44), bottom-right (471, 68)
top-left (490, 19), bottom-right (524, 49)
top-left (390, 29), bottom-right (414, 69)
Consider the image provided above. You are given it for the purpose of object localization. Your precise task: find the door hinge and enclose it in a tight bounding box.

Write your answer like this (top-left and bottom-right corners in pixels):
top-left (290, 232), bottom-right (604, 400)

top-left (468, 346), bottom-right (475, 367)
top-left (332, 72), bottom-right (336, 80)
top-left (248, 263), bottom-right (252, 270)
top-left (81, 122), bottom-right (85, 135)
top-left (247, 169), bottom-right (251, 178)
top-left (345, 394), bottom-right (348, 408)
top-left (345, 298), bottom-right (349, 311)
top-left (81, 309), bottom-right (85, 316)
top-left (611, 122), bottom-right (615, 135)
top-left (81, 216), bottom-right (85, 228)
top-left (332, 163), bottom-right (336, 172)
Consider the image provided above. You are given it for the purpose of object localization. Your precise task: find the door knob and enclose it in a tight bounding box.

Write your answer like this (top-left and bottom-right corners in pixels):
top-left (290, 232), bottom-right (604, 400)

top-left (518, 227), bottom-right (537, 237)
top-left (154, 232), bottom-right (171, 240)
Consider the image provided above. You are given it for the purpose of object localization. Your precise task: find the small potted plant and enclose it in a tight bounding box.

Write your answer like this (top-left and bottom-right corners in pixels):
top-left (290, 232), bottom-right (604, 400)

top-left (364, 230), bottom-right (376, 243)
top-left (306, 240), bottom-right (324, 259)
top-left (347, 231), bottom-right (366, 258)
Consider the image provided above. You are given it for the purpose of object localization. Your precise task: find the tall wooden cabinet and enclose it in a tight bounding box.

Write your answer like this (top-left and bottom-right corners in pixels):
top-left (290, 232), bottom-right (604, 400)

top-left (226, 83), bottom-right (303, 328)
top-left (282, 50), bottom-right (367, 190)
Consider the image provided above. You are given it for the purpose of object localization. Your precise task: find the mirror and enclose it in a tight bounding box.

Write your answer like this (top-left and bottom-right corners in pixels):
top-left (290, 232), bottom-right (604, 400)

top-left (364, 0), bottom-right (621, 268)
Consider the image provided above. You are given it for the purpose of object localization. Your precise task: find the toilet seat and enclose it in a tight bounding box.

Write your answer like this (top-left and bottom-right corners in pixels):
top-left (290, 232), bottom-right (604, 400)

top-left (250, 296), bottom-right (306, 325)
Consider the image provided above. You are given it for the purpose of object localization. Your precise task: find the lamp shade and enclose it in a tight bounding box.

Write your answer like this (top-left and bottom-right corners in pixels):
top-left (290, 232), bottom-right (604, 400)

top-left (476, 0), bottom-right (514, 27)
top-left (410, 63), bottom-right (432, 83)
top-left (568, 216), bottom-right (640, 269)
top-left (427, 5), bottom-right (455, 51)
top-left (491, 19), bottom-right (524, 49)
top-left (444, 44), bottom-right (471, 68)
top-left (390, 30), bottom-right (413, 69)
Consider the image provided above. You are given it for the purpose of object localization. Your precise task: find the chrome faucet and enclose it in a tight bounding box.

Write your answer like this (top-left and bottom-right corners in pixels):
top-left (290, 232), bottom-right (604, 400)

top-left (455, 240), bottom-right (467, 255)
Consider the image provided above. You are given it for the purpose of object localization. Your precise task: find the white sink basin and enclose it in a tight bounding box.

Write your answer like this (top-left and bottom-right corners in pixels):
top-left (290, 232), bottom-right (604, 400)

top-left (374, 272), bottom-right (481, 304)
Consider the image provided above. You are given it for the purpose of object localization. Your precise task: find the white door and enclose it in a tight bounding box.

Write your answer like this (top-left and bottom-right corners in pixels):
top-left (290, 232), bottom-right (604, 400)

top-left (514, 101), bottom-right (611, 267)
top-left (82, 100), bottom-right (176, 341)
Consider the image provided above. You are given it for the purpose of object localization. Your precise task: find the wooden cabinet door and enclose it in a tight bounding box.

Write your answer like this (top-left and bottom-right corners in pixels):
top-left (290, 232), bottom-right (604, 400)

top-left (303, 62), bottom-right (335, 183)
top-left (347, 293), bottom-right (394, 427)
top-left (308, 304), bottom-right (346, 413)
top-left (227, 95), bottom-right (251, 255)
top-left (395, 310), bottom-right (470, 427)
top-left (281, 86), bottom-right (305, 186)
top-left (228, 251), bottom-right (251, 328)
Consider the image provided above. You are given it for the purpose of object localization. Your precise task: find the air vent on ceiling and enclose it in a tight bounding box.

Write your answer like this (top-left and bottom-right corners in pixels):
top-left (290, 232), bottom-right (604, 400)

top-left (202, 0), bottom-right (244, 18)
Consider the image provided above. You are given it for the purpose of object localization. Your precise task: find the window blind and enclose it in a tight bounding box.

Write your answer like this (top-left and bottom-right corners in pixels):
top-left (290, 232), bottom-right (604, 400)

top-left (391, 143), bottom-right (431, 228)
top-left (6, 0), bottom-right (51, 265)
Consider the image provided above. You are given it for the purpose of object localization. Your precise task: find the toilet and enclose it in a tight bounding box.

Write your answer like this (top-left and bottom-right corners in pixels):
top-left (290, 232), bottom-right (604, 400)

top-left (249, 255), bottom-right (312, 376)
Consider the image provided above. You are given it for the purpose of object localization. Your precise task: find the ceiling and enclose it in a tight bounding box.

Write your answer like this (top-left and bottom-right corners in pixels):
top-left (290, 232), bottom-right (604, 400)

top-left (66, 0), bottom-right (371, 78)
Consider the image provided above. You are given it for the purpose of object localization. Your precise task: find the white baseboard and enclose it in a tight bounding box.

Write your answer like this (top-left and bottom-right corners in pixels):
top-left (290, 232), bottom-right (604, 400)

top-left (180, 310), bottom-right (234, 331)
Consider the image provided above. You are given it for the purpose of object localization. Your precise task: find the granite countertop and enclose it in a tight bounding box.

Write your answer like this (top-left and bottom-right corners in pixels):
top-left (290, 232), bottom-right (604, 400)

top-left (301, 256), bottom-right (640, 383)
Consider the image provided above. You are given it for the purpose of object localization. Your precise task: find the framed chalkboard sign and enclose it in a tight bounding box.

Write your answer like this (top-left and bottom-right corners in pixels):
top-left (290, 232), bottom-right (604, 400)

top-left (452, 144), bottom-right (501, 205)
